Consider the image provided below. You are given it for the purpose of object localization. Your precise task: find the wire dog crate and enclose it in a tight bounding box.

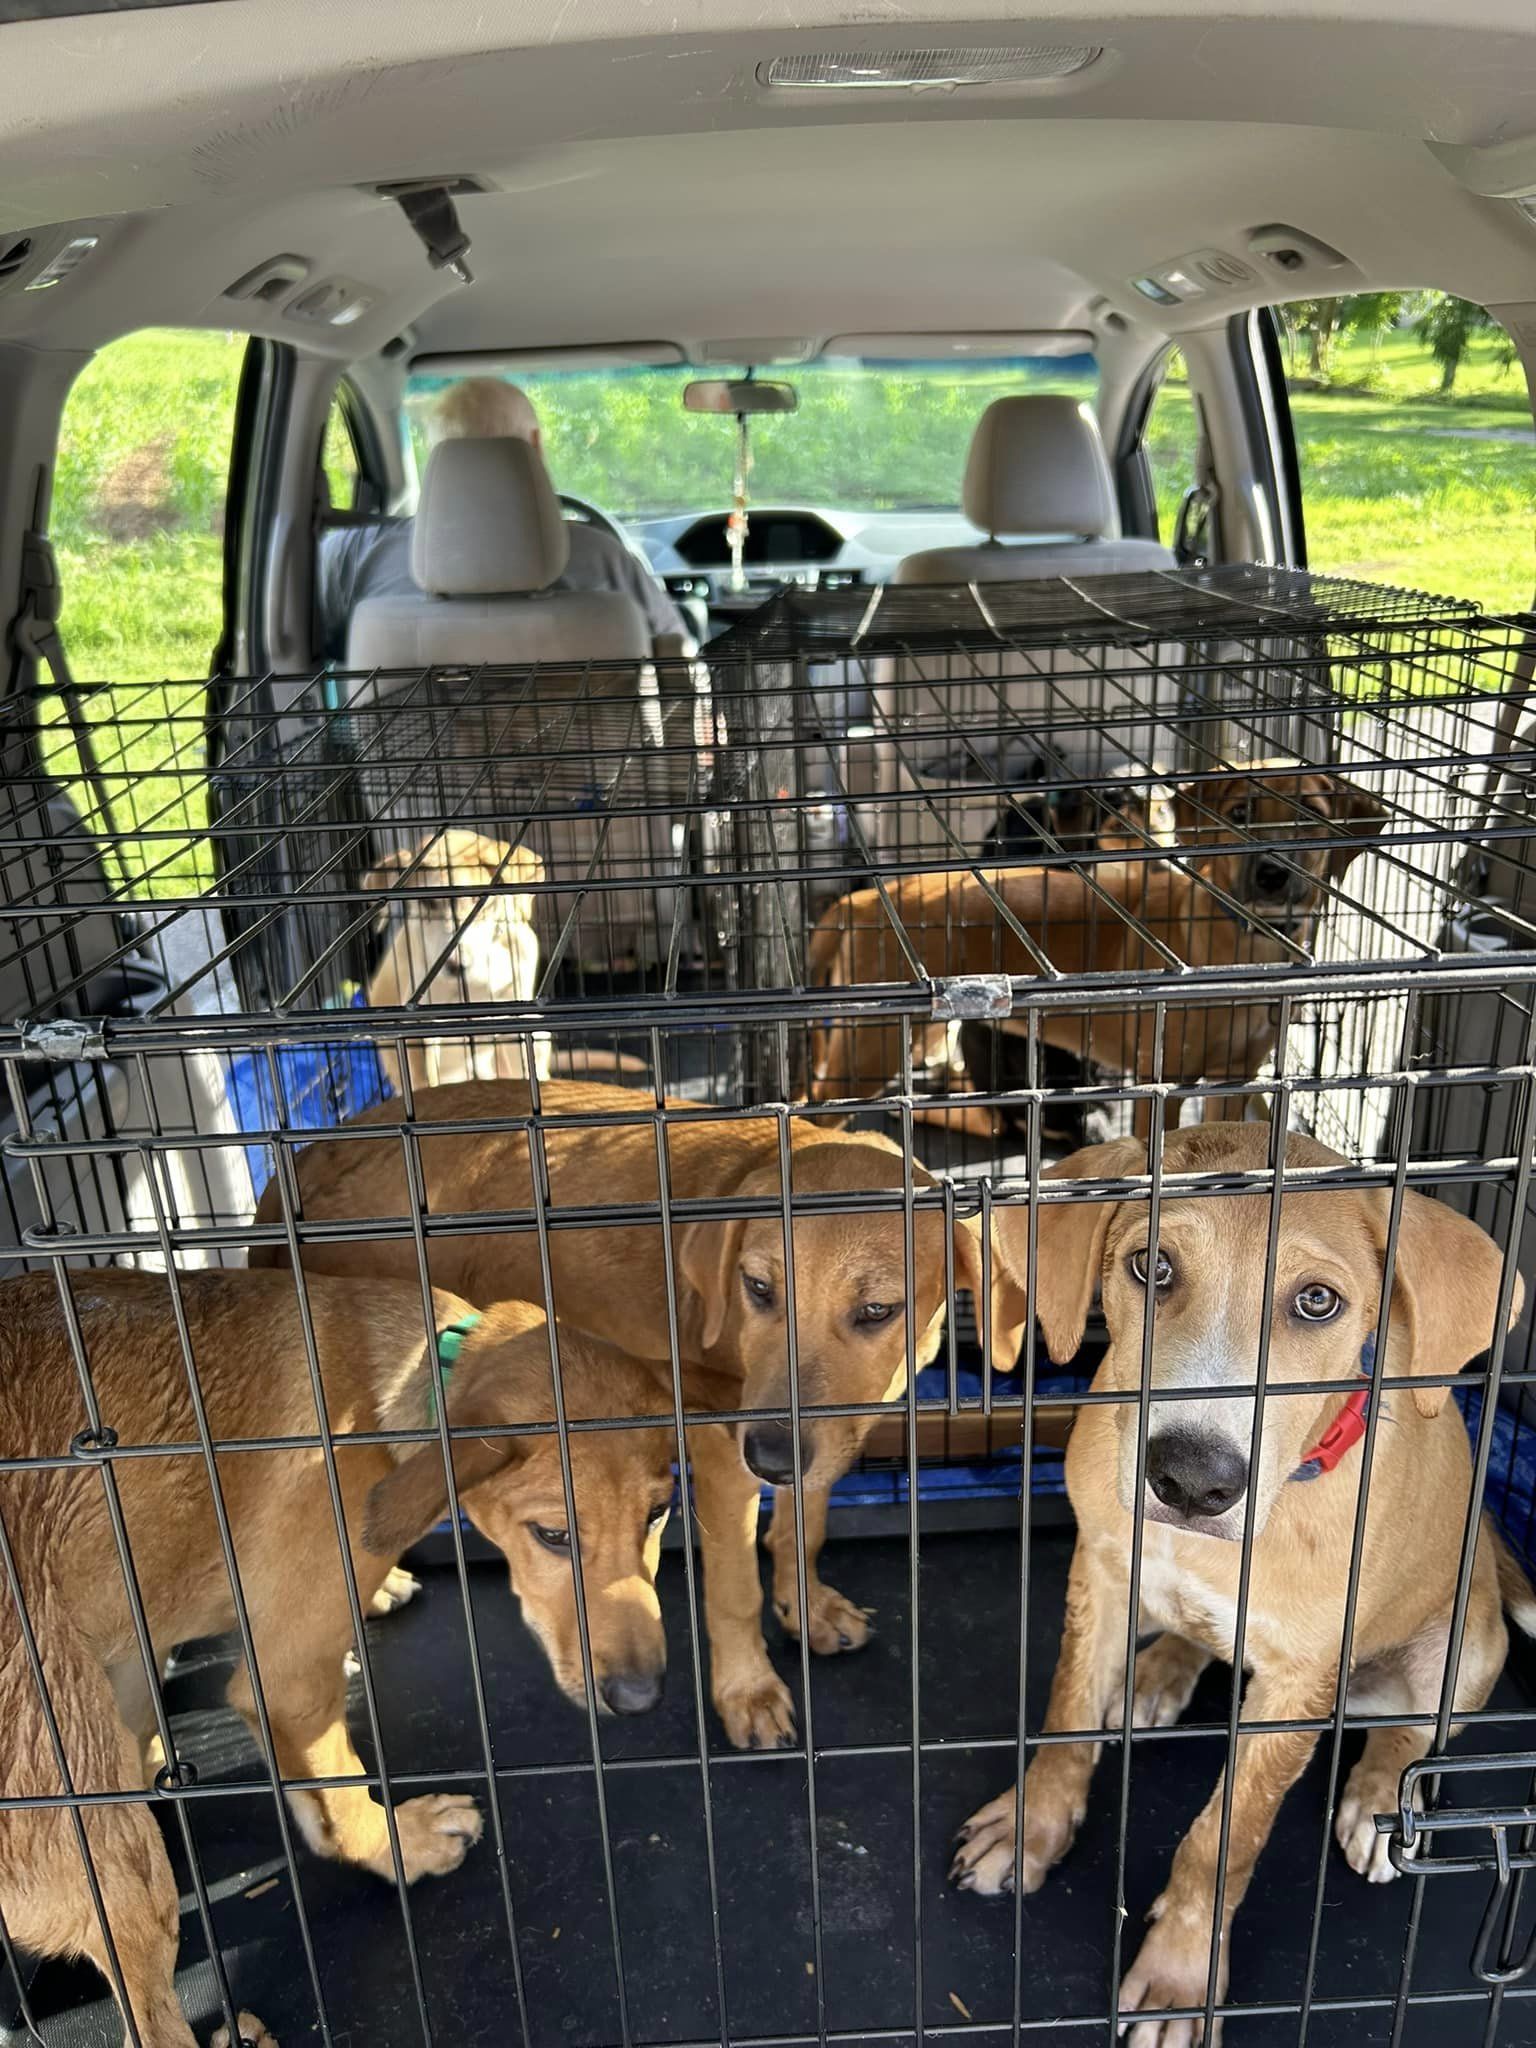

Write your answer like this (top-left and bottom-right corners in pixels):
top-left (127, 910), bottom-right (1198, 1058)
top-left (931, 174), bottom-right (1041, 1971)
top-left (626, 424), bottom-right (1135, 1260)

top-left (2, 567), bottom-right (1536, 2048)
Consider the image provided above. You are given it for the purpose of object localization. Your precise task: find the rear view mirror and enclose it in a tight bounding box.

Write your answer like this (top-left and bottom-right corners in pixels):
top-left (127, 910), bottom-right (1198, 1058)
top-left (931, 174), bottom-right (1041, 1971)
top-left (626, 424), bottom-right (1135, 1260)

top-left (683, 378), bottom-right (799, 415)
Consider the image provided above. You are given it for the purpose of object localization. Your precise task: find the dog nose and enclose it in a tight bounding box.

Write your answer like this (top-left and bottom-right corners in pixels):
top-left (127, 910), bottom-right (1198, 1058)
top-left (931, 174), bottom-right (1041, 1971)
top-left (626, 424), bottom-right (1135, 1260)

top-left (741, 1422), bottom-right (808, 1485)
top-left (1251, 856), bottom-right (1295, 899)
top-left (1146, 1430), bottom-right (1249, 1520)
top-left (599, 1670), bottom-right (664, 1716)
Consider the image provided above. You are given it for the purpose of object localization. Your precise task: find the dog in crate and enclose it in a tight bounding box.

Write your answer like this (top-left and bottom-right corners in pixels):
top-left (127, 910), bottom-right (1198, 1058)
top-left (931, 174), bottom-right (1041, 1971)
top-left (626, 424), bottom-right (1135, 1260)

top-left (958, 770), bottom-right (1179, 1144)
top-left (808, 764), bottom-right (1387, 1126)
top-left (951, 1124), bottom-right (1533, 2040)
top-left (364, 830), bottom-right (550, 1090)
top-left (249, 1078), bottom-right (1026, 1750)
top-left (0, 1269), bottom-right (677, 2048)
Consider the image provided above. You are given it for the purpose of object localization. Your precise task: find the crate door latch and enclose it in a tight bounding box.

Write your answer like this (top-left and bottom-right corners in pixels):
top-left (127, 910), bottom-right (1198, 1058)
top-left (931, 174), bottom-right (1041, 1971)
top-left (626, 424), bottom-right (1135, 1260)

top-left (1376, 1753), bottom-right (1536, 1985)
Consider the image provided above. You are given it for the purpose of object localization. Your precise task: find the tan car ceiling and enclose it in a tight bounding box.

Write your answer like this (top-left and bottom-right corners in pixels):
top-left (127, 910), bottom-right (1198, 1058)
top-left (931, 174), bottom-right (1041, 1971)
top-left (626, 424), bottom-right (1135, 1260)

top-left (3, 2), bottom-right (1536, 360)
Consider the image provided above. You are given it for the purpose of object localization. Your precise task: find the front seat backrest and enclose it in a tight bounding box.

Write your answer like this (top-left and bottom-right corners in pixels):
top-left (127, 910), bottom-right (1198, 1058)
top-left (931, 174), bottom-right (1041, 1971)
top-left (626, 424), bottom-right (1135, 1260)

top-left (347, 437), bottom-right (652, 667)
top-left (893, 393), bottom-right (1174, 583)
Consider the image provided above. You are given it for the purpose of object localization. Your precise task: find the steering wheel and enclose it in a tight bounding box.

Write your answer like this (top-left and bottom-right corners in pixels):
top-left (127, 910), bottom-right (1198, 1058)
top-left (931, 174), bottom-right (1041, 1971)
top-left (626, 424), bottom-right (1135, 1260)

top-left (559, 492), bottom-right (630, 548)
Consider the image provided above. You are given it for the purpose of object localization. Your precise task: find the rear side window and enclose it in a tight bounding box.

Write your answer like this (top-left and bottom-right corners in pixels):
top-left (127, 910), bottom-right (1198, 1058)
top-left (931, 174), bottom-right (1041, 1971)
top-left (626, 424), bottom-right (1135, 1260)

top-left (1276, 293), bottom-right (1532, 612)
top-left (55, 327), bottom-right (245, 683)
top-left (321, 388), bottom-right (365, 512)
top-left (1140, 346), bottom-right (1197, 542)
top-left (49, 327), bottom-right (245, 895)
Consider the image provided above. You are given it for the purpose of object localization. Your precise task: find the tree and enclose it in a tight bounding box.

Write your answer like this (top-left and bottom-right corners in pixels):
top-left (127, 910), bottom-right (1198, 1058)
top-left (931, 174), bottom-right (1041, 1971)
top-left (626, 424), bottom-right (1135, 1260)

top-left (1413, 294), bottom-right (1495, 395)
top-left (1284, 293), bottom-right (1405, 381)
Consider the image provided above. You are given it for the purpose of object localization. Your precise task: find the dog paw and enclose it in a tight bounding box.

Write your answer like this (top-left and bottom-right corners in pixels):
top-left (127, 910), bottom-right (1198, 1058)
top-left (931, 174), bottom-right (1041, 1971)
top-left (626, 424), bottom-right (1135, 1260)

top-left (714, 1670), bottom-right (798, 1751)
top-left (778, 1583), bottom-right (873, 1656)
top-left (211, 2012), bottom-right (276, 2048)
top-left (1106, 1636), bottom-right (1209, 1732)
top-left (370, 1566), bottom-right (421, 1616)
top-left (390, 1792), bottom-right (483, 1881)
top-left (1337, 1771), bottom-right (1409, 1883)
top-left (1119, 1913), bottom-right (1224, 2047)
top-left (949, 1785), bottom-right (1072, 1898)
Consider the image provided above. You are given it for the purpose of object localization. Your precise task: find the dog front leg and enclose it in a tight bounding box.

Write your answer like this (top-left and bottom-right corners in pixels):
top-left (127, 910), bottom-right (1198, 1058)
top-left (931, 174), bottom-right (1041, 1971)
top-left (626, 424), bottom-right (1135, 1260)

top-left (767, 1463), bottom-right (873, 1657)
top-left (1119, 1665), bottom-right (1332, 2046)
top-left (689, 1422), bottom-right (798, 1749)
top-left (228, 1643), bottom-right (481, 1886)
top-left (952, 1540), bottom-right (1128, 1896)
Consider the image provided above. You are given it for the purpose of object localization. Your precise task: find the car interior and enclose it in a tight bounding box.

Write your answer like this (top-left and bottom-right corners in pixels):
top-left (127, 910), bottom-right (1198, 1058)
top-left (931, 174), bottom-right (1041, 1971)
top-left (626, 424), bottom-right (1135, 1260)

top-left (2, 4), bottom-right (1536, 2046)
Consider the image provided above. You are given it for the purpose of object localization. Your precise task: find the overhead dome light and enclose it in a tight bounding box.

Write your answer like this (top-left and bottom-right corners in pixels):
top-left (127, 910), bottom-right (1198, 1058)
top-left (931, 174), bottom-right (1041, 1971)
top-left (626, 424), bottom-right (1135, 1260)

top-left (758, 47), bottom-right (1102, 91)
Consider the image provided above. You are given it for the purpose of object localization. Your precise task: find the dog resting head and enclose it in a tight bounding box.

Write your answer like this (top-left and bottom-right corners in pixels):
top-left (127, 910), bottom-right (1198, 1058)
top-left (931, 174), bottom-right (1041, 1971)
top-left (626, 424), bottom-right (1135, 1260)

top-left (993, 1123), bottom-right (1521, 1544)
top-left (364, 1298), bottom-right (674, 1716)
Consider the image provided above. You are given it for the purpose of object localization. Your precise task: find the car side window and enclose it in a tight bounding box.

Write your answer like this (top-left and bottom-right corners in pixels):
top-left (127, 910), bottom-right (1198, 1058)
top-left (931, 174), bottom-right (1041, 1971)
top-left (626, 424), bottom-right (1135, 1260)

top-left (1140, 347), bottom-right (1198, 544)
top-left (1277, 292), bottom-right (1530, 612)
top-left (321, 389), bottom-right (365, 512)
top-left (55, 327), bottom-right (245, 685)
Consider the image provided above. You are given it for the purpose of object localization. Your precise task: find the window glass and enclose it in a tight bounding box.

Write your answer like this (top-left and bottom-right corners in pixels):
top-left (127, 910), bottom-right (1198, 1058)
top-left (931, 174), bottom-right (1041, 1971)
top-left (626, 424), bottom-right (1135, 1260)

top-left (404, 353), bottom-right (1100, 523)
top-left (1278, 293), bottom-right (1532, 612)
top-left (1140, 347), bottom-right (1197, 542)
top-left (51, 327), bottom-right (245, 893)
top-left (321, 392), bottom-right (364, 512)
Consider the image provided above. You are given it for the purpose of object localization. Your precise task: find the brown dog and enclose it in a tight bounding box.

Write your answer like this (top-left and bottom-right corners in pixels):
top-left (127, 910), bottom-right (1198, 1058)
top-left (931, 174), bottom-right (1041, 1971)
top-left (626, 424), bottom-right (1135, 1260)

top-left (364, 831), bottom-right (548, 1092)
top-left (809, 766), bottom-right (1386, 1120)
top-left (0, 1269), bottom-right (673, 2048)
top-left (950, 1125), bottom-right (1530, 2044)
top-left (250, 1079), bottom-right (1023, 1748)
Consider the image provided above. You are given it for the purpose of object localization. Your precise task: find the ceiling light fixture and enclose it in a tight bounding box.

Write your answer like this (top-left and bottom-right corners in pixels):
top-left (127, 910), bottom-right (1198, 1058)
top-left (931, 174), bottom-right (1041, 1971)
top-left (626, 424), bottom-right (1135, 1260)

top-left (758, 47), bottom-right (1102, 92)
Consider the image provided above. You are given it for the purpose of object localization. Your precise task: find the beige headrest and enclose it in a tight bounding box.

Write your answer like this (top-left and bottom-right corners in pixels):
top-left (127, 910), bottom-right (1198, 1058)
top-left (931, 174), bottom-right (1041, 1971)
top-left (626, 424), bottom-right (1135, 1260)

top-left (411, 437), bottom-right (571, 597)
top-left (961, 395), bottom-right (1118, 540)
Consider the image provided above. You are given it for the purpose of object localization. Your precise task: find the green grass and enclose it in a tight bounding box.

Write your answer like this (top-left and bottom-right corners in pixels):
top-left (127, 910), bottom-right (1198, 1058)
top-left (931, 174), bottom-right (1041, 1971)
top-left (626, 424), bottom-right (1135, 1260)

top-left (45, 329), bottom-right (245, 897)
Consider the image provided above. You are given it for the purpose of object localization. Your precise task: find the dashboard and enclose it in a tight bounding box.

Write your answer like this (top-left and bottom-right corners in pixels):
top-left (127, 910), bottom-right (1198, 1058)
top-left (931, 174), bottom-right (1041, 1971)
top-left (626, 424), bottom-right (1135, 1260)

top-left (629, 503), bottom-right (988, 624)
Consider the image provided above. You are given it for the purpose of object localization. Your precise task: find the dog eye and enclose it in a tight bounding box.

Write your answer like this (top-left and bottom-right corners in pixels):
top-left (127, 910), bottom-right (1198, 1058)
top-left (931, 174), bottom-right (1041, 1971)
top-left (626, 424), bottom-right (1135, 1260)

top-left (1226, 801), bottom-right (1251, 828)
top-left (1129, 1247), bottom-right (1173, 1289)
top-left (741, 1272), bottom-right (776, 1310)
top-left (1293, 1283), bottom-right (1343, 1323)
top-left (854, 1301), bottom-right (897, 1326)
top-left (529, 1523), bottom-right (571, 1552)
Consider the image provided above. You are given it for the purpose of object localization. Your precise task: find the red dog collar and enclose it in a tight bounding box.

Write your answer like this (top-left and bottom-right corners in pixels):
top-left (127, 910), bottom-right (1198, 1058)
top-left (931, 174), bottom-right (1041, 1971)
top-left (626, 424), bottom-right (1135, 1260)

top-left (1291, 1334), bottom-right (1378, 1483)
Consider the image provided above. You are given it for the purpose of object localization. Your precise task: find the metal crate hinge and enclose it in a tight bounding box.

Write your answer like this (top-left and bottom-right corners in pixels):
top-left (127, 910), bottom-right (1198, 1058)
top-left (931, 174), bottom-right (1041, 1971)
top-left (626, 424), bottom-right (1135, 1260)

top-left (931, 974), bottom-right (1012, 1022)
top-left (17, 1016), bottom-right (108, 1062)
top-left (1376, 1754), bottom-right (1536, 1985)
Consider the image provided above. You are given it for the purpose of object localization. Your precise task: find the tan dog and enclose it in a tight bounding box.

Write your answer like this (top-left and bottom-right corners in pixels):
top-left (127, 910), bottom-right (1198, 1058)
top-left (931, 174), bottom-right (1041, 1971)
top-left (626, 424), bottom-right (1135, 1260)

top-left (951, 1125), bottom-right (1530, 2045)
top-left (364, 832), bottom-right (549, 1092)
top-left (0, 1269), bottom-right (673, 2048)
top-left (250, 1079), bottom-right (1023, 1748)
top-left (809, 767), bottom-right (1386, 1120)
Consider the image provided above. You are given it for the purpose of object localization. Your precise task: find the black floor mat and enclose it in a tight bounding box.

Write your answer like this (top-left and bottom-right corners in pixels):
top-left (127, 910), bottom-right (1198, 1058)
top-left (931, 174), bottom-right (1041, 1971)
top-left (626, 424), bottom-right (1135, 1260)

top-left (7, 1527), bottom-right (1536, 2046)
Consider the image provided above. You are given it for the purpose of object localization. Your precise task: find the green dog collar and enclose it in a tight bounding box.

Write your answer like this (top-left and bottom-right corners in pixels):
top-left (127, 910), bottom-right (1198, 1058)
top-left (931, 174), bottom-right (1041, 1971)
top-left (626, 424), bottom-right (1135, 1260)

top-left (428, 1312), bottom-right (482, 1425)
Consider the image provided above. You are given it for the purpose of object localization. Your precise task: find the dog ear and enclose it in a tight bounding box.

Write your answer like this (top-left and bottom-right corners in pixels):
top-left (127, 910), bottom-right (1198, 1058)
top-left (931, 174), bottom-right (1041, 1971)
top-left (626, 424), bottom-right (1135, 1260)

top-left (676, 1198), bottom-right (749, 1353)
top-left (507, 841), bottom-right (546, 923)
top-left (1171, 778), bottom-right (1224, 844)
top-left (363, 846), bottom-right (415, 900)
top-left (992, 1138), bottom-right (1148, 1364)
top-left (1320, 776), bottom-right (1388, 878)
top-left (949, 1211), bottom-right (1029, 1373)
top-left (1377, 1189), bottom-right (1524, 1419)
top-left (363, 1323), bottom-right (545, 1555)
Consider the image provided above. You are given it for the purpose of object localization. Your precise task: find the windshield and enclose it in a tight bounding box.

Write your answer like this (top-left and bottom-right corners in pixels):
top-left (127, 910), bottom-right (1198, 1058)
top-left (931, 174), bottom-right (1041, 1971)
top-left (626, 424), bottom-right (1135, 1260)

top-left (404, 355), bottom-right (1098, 522)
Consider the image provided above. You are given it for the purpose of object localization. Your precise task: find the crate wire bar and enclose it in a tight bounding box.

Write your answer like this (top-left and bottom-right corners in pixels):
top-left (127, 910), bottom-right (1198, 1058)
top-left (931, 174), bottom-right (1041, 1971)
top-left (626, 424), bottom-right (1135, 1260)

top-left (0, 568), bottom-right (1535, 2046)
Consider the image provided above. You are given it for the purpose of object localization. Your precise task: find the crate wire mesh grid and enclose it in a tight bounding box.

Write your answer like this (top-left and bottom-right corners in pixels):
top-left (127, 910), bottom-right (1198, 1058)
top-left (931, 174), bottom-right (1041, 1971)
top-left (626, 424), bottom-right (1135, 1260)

top-left (1, 567), bottom-right (1536, 2046)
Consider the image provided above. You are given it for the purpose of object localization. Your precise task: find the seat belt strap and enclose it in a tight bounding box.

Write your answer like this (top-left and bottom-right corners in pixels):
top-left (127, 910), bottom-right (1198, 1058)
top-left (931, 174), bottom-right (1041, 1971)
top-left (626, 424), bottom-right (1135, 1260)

top-left (6, 468), bottom-right (74, 699)
top-left (6, 464), bottom-right (122, 848)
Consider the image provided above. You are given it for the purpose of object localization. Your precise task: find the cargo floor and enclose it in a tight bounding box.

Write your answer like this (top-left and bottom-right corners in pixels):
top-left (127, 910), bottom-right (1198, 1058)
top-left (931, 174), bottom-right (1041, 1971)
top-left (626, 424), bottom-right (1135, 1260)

top-left (7, 1526), bottom-right (1536, 2047)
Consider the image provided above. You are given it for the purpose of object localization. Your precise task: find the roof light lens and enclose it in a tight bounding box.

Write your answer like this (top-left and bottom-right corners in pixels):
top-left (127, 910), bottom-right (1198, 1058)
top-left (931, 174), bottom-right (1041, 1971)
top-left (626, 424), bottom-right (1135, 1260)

top-left (758, 47), bottom-right (1102, 92)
